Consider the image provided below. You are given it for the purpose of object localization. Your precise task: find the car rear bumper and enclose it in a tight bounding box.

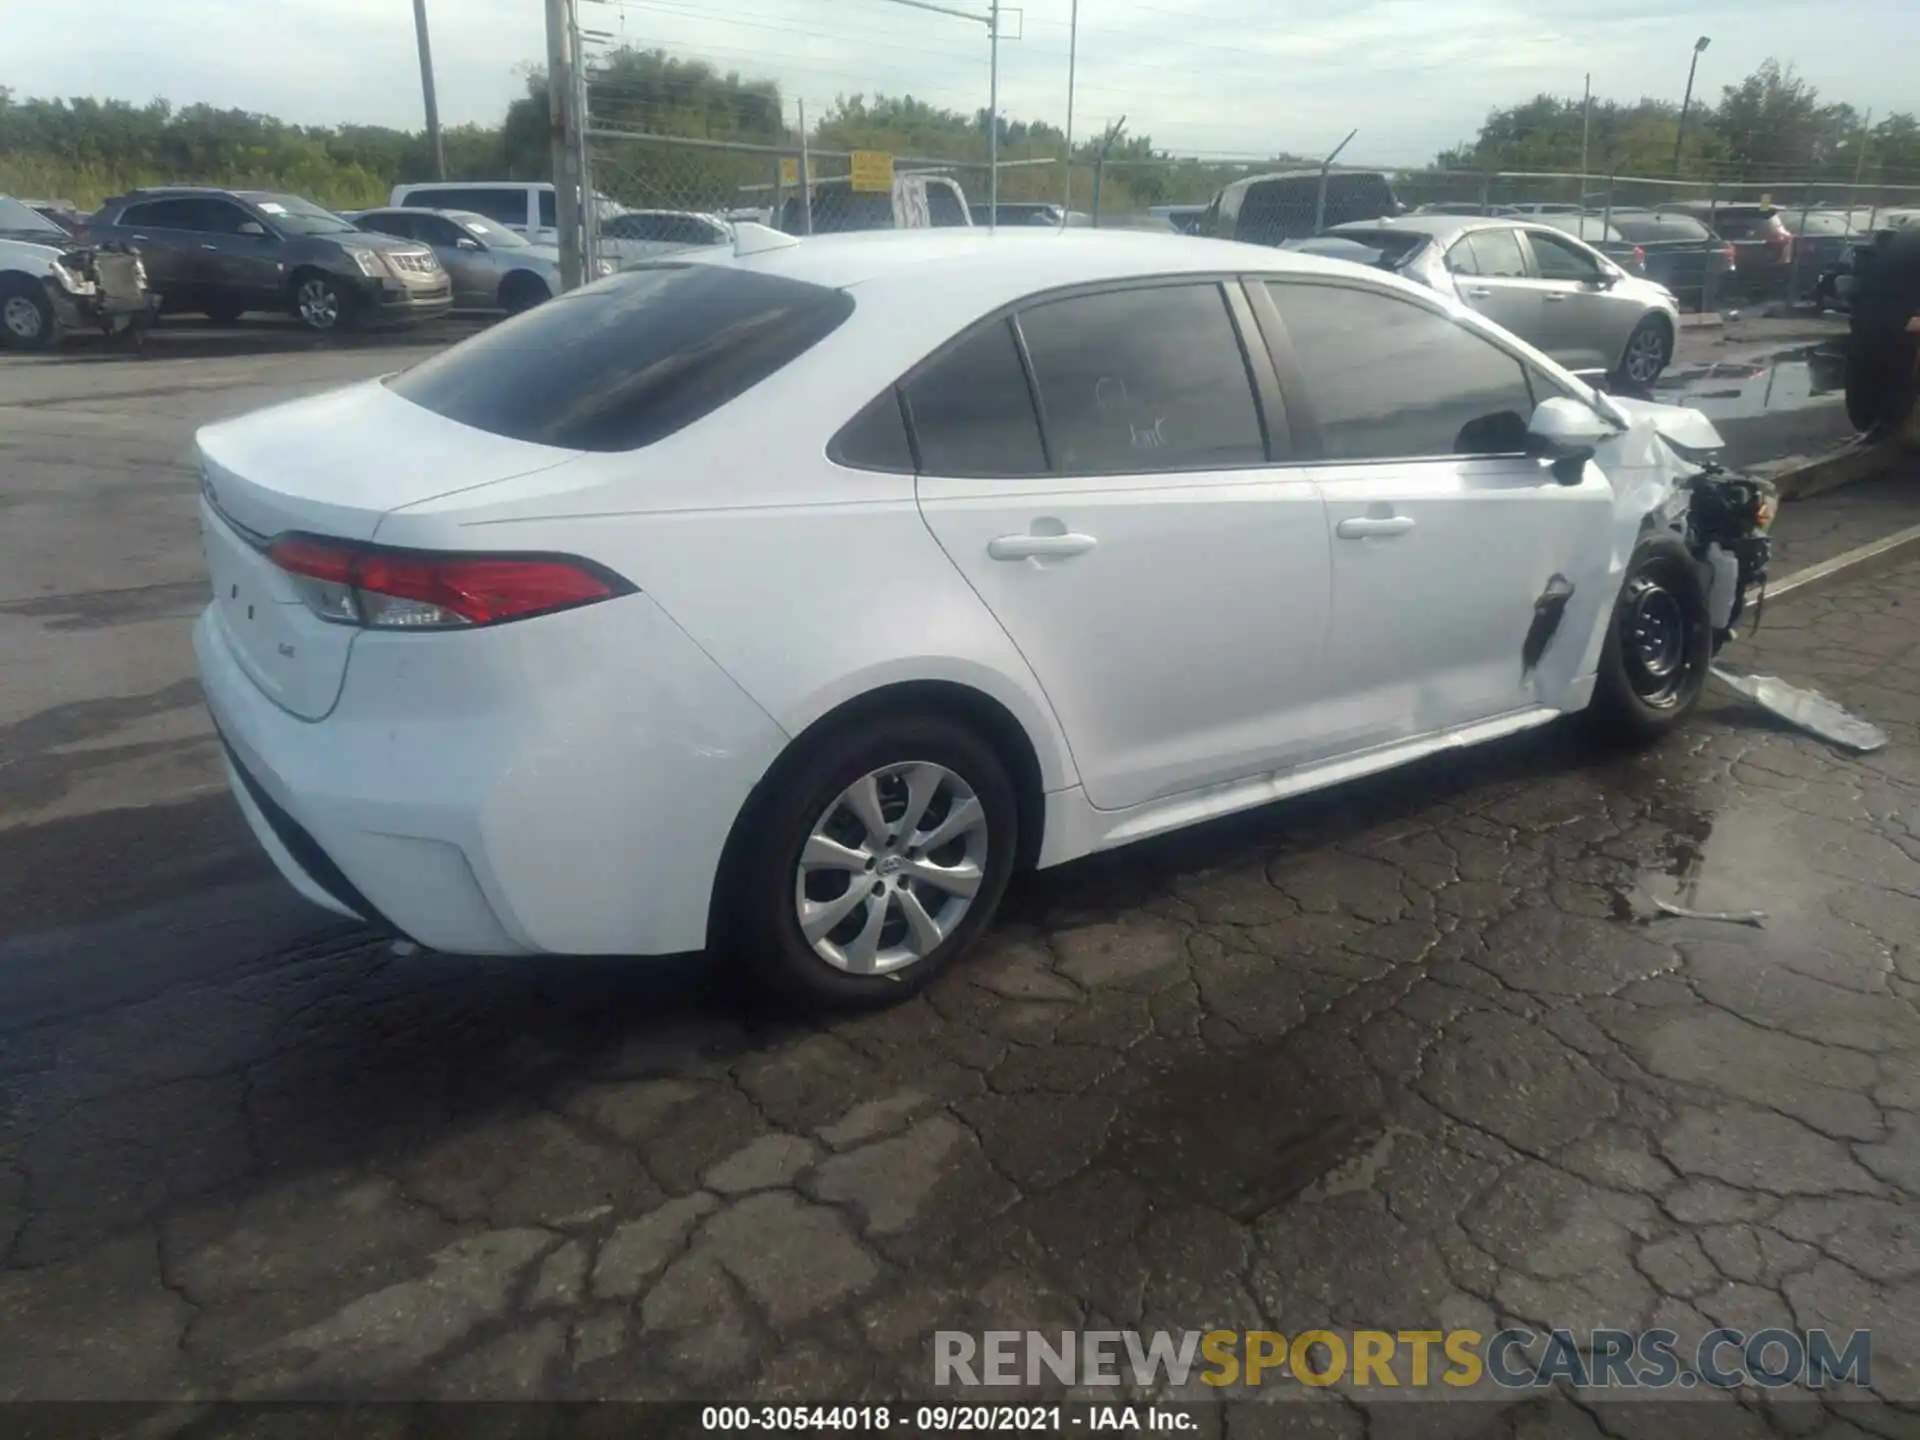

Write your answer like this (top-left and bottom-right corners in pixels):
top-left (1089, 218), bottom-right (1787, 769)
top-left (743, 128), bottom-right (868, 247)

top-left (193, 591), bottom-right (790, 956)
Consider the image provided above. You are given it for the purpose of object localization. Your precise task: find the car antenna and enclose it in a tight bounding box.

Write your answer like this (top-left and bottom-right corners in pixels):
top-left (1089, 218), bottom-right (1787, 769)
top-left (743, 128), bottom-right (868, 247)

top-left (733, 223), bottom-right (800, 257)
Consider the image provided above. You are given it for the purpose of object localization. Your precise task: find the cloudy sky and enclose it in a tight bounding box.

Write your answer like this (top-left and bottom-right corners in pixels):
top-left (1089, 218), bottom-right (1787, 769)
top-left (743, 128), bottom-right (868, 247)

top-left (11, 0), bottom-right (1919, 161)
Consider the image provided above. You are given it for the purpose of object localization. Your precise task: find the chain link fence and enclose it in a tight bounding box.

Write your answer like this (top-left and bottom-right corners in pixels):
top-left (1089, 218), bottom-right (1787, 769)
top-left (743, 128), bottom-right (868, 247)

top-left (576, 119), bottom-right (1920, 314)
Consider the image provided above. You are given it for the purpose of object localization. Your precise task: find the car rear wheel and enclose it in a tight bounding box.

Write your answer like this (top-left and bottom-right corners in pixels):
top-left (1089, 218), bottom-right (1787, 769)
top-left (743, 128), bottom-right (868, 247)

top-left (1585, 532), bottom-right (1711, 747)
top-left (290, 271), bottom-right (353, 333)
top-left (1618, 316), bottom-right (1673, 386)
top-left (730, 713), bottom-right (1018, 1008)
top-left (0, 277), bottom-right (58, 351)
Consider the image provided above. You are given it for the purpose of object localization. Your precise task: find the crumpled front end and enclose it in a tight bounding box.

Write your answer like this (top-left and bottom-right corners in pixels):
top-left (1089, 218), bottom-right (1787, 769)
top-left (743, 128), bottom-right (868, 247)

top-left (45, 242), bottom-right (158, 334)
top-left (1596, 395), bottom-right (1778, 655)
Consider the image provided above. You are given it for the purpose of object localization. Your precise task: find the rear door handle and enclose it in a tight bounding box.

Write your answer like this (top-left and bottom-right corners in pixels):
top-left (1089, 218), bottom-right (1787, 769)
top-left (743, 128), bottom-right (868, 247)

top-left (201, 243), bottom-right (220, 251)
top-left (1465, 287), bottom-right (1492, 299)
top-left (1336, 516), bottom-right (1415, 539)
top-left (988, 532), bottom-right (1098, 561)
top-left (1544, 292), bottom-right (1568, 303)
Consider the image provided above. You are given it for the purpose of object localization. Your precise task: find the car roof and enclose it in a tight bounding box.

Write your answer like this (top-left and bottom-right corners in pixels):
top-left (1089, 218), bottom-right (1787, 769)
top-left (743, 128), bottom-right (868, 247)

top-left (694, 226), bottom-right (1388, 298)
top-left (1328, 214), bottom-right (1500, 242)
top-left (397, 180), bottom-right (550, 191)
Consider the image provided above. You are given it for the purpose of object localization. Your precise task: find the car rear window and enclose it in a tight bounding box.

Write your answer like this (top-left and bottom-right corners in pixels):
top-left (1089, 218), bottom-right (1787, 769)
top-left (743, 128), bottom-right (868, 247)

top-left (1710, 212), bottom-right (1773, 239)
top-left (387, 265), bottom-right (854, 452)
top-left (1307, 230), bottom-right (1427, 267)
top-left (1609, 214), bottom-right (1710, 243)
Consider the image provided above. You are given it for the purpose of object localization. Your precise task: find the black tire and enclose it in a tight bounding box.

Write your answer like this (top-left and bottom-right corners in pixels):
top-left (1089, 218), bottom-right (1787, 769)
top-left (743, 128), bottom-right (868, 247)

top-left (499, 272), bottom-right (550, 315)
top-left (1585, 531), bottom-right (1712, 747)
top-left (0, 275), bottom-right (59, 351)
top-left (728, 711), bottom-right (1019, 1009)
top-left (1616, 315), bottom-right (1673, 387)
top-left (202, 296), bottom-right (246, 325)
top-left (289, 270), bottom-right (354, 334)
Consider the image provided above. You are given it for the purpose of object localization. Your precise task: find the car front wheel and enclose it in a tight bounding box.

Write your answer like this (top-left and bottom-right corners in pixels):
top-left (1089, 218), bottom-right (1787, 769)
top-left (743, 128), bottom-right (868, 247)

top-left (290, 272), bottom-right (353, 333)
top-left (0, 277), bottom-right (58, 350)
top-left (731, 713), bottom-right (1018, 1008)
top-left (1585, 531), bottom-right (1711, 746)
top-left (1618, 316), bottom-right (1673, 387)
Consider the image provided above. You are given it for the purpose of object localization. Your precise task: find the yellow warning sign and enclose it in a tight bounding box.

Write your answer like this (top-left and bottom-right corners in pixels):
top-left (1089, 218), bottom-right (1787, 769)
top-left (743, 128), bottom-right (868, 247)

top-left (779, 157), bottom-right (799, 186)
top-left (850, 150), bottom-right (895, 194)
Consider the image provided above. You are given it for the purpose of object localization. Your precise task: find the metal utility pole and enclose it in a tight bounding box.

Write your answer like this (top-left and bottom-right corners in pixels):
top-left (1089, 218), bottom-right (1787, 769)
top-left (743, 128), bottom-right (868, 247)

top-left (570, 5), bottom-right (597, 279)
top-left (1580, 73), bottom-right (1591, 187)
top-left (1060, 0), bottom-right (1078, 224)
top-left (546, 0), bottom-right (584, 290)
top-left (987, 0), bottom-right (1001, 231)
top-left (1090, 115), bottom-right (1125, 226)
top-left (1673, 35), bottom-right (1710, 174)
top-left (797, 99), bottom-right (814, 235)
top-left (412, 0), bottom-right (446, 179)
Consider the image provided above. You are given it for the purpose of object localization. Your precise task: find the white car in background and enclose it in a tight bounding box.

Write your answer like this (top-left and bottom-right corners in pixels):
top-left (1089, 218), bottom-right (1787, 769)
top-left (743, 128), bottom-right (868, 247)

top-left (192, 228), bottom-right (1772, 1006)
top-left (595, 208), bottom-right (733, 269)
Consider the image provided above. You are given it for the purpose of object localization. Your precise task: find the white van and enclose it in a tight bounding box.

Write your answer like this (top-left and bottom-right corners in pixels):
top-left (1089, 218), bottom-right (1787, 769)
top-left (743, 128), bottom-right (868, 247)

top-left (387, 182), bottom-right (623, 243)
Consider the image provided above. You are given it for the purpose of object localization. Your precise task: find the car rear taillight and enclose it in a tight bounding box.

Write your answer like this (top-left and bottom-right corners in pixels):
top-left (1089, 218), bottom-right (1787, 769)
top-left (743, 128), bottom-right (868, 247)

top-left (1631, 245), bottom-right (1646, 269)
top-left (1768, 222), bottom-right (1793, 257)
top-left (267, 535), bottom-right (632, 629)
top-left (1721, 243), bottom-right (1737, 264)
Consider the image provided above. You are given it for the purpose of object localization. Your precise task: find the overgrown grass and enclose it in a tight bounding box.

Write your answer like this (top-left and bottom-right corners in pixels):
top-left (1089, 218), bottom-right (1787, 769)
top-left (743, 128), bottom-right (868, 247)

top-left (0, 152), bottom-right (392, 211)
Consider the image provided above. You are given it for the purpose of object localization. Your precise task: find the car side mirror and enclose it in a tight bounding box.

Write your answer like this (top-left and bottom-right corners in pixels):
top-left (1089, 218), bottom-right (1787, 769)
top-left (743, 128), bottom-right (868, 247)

top-left (455, 237), bottom-right (480, 251)
top-left (1523, 436), bottom-right (1597, 485)
top-left (237, 221), bottom-right (269, 238)
top-left (1527, 396), bottom-right (1614, 483)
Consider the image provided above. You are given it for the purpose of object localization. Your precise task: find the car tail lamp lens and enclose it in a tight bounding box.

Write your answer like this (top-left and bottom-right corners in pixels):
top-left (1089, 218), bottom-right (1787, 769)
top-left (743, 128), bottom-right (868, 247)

top-left (1722, 244), bottom-right (1737, 263)
top-left (267, 535), bottom-right (631, 629)
top-left (1632, 245), bottom-right (1646, 268)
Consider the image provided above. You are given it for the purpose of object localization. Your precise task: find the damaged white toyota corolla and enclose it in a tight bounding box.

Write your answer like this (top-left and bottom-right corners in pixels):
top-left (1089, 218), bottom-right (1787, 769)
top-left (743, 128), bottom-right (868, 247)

top-left (192, 228), bottom-right (1775, 1004)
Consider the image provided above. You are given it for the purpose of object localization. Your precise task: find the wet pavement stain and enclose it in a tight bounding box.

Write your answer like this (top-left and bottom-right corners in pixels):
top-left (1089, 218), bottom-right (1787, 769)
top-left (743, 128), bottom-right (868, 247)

top-left (1101, 1045), bottom-right (1384, 1222)
top-left (1650, 342), bottom-right (1849, 420)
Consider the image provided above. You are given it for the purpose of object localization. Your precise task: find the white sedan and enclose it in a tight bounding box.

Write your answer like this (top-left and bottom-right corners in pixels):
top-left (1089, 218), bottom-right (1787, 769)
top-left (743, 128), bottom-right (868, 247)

top-left (192, 229), bottom-right (1773, 1005)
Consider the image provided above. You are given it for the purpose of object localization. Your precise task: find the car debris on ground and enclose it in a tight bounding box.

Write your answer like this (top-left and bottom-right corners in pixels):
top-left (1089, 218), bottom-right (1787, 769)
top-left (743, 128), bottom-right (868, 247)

top-left (1711, 666), bottom-right (1891, 751)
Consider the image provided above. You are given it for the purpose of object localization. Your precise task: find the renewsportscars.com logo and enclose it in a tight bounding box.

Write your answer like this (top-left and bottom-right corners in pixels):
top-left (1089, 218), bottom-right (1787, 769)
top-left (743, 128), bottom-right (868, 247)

top-left (934, 1328), bottom-right (1874, 1392)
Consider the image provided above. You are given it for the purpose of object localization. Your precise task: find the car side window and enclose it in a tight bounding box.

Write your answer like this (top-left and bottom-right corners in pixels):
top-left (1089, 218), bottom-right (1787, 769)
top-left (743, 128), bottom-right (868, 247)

top-left (363, 212), bottom-right (414, 240)
top-left (416, 215), bottom-right (465, 246)
top-left (538, 191), bottom-right (557, 229)
top-left (902, 318), bottom-right (1047, 477)
top-left (1529, 230), bottom-right (1602, 282)
top-left (829, 390), bottom-right (916, 474)
top-left (1016, 283), bottom-right (1268, 474)
top-left (125, 198), bottom-right (204, 230)
top-left (1466, 228), bottom-right (1529, 278)
top-left (1265, 282), bottom-right (1537, 462)
top-left (928, 186), bottom-right (969, 228)
top-left (199, 200), bottom-right (255, 236)
top-left (1445, 239), bottom-right (1481, 276)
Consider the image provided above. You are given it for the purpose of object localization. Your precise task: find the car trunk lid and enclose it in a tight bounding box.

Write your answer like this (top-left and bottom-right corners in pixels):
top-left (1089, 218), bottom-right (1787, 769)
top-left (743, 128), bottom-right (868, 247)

top-left (195, 378), bottom-right (581, 720)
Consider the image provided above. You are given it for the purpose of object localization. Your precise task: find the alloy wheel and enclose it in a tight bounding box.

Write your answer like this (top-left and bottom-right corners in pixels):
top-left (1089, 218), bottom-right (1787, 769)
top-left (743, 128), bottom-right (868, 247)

top-left (793, 761), bottom-right (989, 976)
top-left (1624, 325), bottom-right (1668, 384)
top-left (296, 279), bottom-right (340, 330)
top-left (3, 295), bottom-right (44, 342)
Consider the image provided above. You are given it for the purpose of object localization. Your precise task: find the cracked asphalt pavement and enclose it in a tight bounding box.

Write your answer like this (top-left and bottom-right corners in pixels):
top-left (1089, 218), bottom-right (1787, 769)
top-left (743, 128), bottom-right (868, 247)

top-left (1, 337), bottom-right (1917, 1434)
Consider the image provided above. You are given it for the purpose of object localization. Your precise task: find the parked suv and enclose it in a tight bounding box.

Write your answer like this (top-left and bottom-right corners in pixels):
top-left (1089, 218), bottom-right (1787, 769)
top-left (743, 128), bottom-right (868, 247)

top-left (1199, 169), bottom-right (1403, 245)
top-left (90, 187), bottom-right (451, 332)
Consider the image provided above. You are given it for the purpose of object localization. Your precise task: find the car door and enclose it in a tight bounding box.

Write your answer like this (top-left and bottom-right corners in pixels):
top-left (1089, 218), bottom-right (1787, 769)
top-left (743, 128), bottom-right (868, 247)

top-left (110, 198), bottom-right (199, 296)
top-left (1446, 226), bottom-right (1543, 343)
top-left (412, 213), bottom-right (496, 306)
top-left (196, 198), bottom-right (286, 304)
top-left (1256, 279), bottom-right (1616, 750)
top-left (1520, 227), bottom-right (1640, 372)
top-left (913, 280), bottom-right (1333, 812)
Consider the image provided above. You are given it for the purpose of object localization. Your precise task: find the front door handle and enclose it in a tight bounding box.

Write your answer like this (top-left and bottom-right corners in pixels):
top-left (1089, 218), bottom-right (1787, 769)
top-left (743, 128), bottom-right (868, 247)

top-left (1544, 292), bottom-right (1568, 303)
top-left (988, 532), bottom-right (1098, 561)
top-left (1336, 516), bottom-right (1415, 539)
top-left (1465, 287), bottom-right (1493, 299)
top-left (201, 243), bottom-right (220, 251)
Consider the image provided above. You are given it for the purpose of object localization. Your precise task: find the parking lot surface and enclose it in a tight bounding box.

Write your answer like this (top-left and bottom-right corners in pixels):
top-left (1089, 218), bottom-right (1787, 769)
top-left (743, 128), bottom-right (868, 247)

top-left (1, 325), bottom-right (1916, 1429)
